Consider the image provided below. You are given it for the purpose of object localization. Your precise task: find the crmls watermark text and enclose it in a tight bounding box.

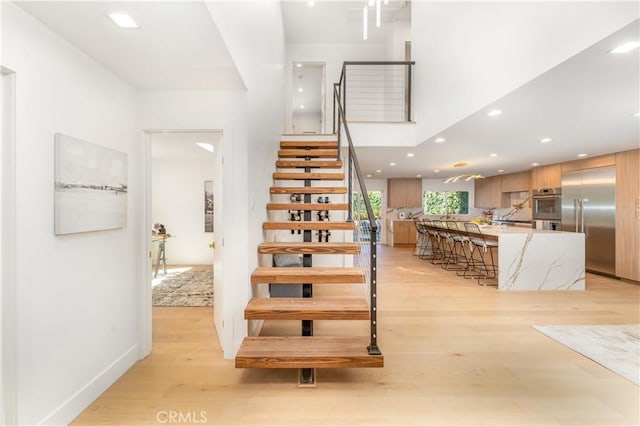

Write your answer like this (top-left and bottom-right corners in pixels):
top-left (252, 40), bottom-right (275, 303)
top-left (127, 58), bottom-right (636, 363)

top-left (156, 410), bottom-right (208, 424)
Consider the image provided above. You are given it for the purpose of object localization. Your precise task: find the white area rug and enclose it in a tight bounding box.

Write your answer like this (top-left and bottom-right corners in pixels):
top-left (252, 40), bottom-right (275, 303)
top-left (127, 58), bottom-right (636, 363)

top-left (533, 324), bottom-right (640, 385)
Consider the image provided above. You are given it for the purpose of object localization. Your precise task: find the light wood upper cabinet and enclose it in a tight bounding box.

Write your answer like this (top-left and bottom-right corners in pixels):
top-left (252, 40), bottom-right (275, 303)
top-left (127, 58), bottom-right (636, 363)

top-left (475, 176), bottom-right (509, 208)
top-left (530, 164), bottom-right (562, 191)
top-left (615, 149), bottom-right (640, 282)
top-left (387, 178), bottom-right (422, 208)
top-left (500, 170), bottom-right (530, 193)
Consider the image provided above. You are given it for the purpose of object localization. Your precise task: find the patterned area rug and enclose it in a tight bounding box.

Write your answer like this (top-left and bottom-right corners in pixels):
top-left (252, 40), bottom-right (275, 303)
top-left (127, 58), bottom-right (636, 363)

top-left (533, 324), bottom-right (640, 385)
top-left (152, 267), bottom-right (213, 307)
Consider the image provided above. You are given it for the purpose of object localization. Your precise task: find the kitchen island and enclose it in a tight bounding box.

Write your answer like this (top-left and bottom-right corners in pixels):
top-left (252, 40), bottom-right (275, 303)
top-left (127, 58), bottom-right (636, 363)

top-left (480, 226), bottom-right (585, 291)
top-left (423, 222), bottom-right (585, 291)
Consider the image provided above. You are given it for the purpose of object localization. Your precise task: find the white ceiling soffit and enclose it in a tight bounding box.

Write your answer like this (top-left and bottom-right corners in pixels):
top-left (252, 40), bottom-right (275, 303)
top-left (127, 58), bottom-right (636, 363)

top-left (282, 0), bottom-right (410, 44)
top-left (356, 20), bottom-right (640, 180)
top-left (17, 1), bottom-right (246, 91)
top-left (411, 1), bottom-right (640, 147)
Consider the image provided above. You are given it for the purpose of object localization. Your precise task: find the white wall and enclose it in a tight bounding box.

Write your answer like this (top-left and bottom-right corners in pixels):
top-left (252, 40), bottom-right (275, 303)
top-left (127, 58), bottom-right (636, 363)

top-left (1, 67), bottom-right (17, 426)
top-left (385, 20), bottom-right (411, 61)
top-left (206, 1), bottom-right (286, 343)
top-left (292, 112), bottom-right (321, 134)
top-left (151, 133), bottom-right (219, 265)
top-left (2, 3), bottom-right (141, 424)
top-left (286, 42), bottom-right (386, 133)
top-left (412, 2), bottom-right (640, 143)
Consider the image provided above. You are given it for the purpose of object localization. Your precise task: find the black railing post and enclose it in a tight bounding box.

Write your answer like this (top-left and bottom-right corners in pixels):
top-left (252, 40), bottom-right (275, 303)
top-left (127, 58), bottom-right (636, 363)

top-left (332, 84), bottom-right (336, 135)
top-left (342, 64), bottom-right (346, 121)
top-left (367, 233), bottom-right (380, 355)
top-left (347, 151), bottom-right (353, 222)
top-left (407, 64), bottom-right (412, 122)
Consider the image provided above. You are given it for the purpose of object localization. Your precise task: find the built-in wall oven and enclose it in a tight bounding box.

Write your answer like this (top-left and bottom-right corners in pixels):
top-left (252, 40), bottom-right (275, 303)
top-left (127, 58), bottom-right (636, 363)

top-left (533, 188), bottom-right (562, 222)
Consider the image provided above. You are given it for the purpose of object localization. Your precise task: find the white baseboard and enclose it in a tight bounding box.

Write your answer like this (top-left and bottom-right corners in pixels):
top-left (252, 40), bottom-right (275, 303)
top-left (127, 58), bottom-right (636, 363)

top-left (37, 344), bottom-right (138, 425)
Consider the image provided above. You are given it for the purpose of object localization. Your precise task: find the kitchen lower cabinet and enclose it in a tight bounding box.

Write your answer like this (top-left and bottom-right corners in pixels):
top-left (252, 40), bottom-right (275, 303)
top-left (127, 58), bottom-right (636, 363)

top-left (391, 220), bottom-right (417, 246)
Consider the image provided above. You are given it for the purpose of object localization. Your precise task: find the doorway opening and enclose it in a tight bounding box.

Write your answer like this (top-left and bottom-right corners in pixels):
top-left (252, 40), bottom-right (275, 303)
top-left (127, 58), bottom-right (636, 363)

top-left (290, 62), bottom-right (326, 134)
top-left (146, 131), bottom-right (222, 335)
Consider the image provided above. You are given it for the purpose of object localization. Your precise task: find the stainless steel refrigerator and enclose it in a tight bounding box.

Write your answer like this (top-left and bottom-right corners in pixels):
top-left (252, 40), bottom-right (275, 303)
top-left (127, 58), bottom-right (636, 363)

top-left (561, 166), bottom-right (616, 276)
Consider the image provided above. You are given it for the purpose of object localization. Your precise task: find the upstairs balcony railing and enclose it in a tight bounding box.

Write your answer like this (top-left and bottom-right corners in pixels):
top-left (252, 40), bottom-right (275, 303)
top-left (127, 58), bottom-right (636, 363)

top-left (333, 61), bottom-right (415, 130)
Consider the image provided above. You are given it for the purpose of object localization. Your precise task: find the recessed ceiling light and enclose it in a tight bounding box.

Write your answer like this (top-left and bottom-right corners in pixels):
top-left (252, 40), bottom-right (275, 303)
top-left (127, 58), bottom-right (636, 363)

top-left (434, 169), bottom-right (440, 173)
top-left (298, 88), bottom-right (303, 92)
top-left (577, 153), bottom-right (588, 158)
top-left (308, 0), bottom-right (315, 7)
top-left (106, 12), bottom-right (138, 29)
top-left (634, 112), bottom-right (640, 117)
top-left (406, 152), bottom-right (415, 158)
top-left (610, 41), bottom-right (639, 54)
top-left (416, 174), bottom-right (422, 178)
top-left (497, 169), bottom-right (505, 173)
top-left (195, 142), bottom-right (214, 153)
top-left (434, 137), bottom-right (445, 143)
top-left (540, 138), bottom-right (552, 143)
top-left (389, 162), bottom-right (396, 166)
top-left (366, 174), bottom-right (372, 178)
top-left (489, 153), bottom-right (498, 157)
top-left (296, 63), bottom-right (302, 68)
top-left (375, 169), bottom-right (382, 173)
top-left (299, 105), bottom-right (305, 109)
top-left (487, 109), bottom-right (502, 117)
top-left (531, 163), bottom-right (539, 166)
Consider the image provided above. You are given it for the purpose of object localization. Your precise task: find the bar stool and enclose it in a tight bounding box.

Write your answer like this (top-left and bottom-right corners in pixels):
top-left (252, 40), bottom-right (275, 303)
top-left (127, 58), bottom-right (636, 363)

top-left (427, 220), bottom-right (445, 264)
top-left (440, 221), bottom-right (464, 271)
top-left (413, 218), bottom-right (432, 258)
top-left (463, 222), bottom-right (499, 286)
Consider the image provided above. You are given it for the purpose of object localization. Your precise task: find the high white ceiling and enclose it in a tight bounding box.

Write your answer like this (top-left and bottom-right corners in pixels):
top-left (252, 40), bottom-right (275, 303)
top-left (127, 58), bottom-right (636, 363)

top-left (11, 1), bottom-right (639, 181)
top-left (282, 0), bottom-right (410, 44)
top-left (17, 1), bottom-right (245, 90)
top-left (356, 19), bottom-right (640, 179)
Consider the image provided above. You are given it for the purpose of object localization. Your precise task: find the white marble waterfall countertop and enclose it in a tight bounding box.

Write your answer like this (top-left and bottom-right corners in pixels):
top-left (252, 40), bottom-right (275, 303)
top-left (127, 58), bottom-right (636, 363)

top-left (497, 231), bottom-right (585, 291)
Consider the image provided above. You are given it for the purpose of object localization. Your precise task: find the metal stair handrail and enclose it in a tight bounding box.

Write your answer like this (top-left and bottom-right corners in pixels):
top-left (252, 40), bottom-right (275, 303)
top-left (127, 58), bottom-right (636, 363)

top-left (332, 79), bottom-right (380, 356)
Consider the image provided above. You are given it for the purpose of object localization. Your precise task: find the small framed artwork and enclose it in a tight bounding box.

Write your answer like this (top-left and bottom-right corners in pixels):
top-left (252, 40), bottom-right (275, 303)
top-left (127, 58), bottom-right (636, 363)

top-left (54, 133), bottom-right (128, 235)
top-left (204, 180), bottom-right (214, 233)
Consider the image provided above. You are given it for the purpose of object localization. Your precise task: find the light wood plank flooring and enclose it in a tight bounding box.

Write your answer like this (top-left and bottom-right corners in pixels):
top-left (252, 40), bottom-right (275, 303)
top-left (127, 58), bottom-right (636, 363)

top-left (73, 246), bottom-right (639, 425)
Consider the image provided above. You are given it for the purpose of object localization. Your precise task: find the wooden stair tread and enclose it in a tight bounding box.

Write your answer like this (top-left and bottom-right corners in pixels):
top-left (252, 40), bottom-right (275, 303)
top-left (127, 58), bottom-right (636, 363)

top-left (276, 160), bottom-right (343, 169)
top-left (273, 172), bottom-right (344, 181)
top-left (245, 297), bottom-right (370, 320)
top-left (270, 187), bottom-right (347, 195)
top-left (280, 141), bottom-right (338, 149)
top-left (266, 203), bottom-right (348, 211)
top-left (258, 242), bottom-right (360, 254)
top-left (235, 336), bottom-right (383, 368)
top-left (263, 221), bottom-right (355, 231)
top-left (279, 149), bottom-right (338, 158)
top-left (251, 267), bottom-right (364, 284)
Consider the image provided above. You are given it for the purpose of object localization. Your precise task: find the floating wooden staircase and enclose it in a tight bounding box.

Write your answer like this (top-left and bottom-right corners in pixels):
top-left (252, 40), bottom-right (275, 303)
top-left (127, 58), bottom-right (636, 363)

top-left (235, 137), bottom-right (383, 383)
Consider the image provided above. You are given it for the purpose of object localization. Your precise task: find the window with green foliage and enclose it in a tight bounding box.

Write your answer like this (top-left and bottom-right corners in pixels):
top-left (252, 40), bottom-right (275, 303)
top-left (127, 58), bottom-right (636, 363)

top-left (353, 191), bottom-right (382, 220)
top-left (423, 191), bottom-right (469, 215)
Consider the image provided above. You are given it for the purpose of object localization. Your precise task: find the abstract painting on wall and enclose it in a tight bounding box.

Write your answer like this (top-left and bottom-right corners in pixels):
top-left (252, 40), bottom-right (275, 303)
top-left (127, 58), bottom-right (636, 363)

top-left (54, 133), bottom-right (128, 235)
top-left (204, 180), bottom-right (214, 233)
